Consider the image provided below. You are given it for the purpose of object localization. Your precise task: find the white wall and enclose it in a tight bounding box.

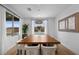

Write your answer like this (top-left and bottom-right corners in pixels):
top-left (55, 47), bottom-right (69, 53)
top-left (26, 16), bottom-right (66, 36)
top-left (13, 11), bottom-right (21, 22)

top-left (48, 18), bottom-right (57, 38)
top-left (56, 5), bottom-right (79, 54)
top-left (0, 6), bottom-right (3, 54)
top-left (0, 5), bottom-right (23, 54)
top-left (0, 5), bottom-right (7, 54)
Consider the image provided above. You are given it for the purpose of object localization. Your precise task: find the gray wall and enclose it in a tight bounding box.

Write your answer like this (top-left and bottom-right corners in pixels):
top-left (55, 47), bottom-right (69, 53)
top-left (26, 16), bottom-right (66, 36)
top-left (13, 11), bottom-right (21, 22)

top-left (48, 18), bottom-right (57, 38)
top-left (56, 5), bottom-right (79, 54)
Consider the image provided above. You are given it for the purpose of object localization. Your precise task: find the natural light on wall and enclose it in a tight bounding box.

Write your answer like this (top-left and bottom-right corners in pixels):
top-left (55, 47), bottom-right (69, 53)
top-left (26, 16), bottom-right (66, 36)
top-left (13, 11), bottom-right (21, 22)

top-left (32, 19), bottom-right (47, 35)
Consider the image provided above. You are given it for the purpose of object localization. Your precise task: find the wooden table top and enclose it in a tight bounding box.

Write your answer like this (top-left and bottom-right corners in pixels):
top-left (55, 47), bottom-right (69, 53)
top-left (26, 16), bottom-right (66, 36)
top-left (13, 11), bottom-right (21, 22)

top-left (17, 35), bottom-right (60, 44)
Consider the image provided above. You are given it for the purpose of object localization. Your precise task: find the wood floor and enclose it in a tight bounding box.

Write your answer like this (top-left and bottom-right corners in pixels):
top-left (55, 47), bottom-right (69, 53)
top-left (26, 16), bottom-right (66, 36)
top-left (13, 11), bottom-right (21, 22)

top-left (5, 44), bottom-right (75, 55)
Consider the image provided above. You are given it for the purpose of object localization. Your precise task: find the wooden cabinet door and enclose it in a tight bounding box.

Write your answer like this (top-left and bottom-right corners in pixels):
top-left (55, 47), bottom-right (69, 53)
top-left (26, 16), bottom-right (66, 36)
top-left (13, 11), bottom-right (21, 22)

top-left (58, 12), bottom-right (79, 32)
top-left (67, 16), bottom-right (76, 31)
top-left (58, 19), bottom-right (66, 31)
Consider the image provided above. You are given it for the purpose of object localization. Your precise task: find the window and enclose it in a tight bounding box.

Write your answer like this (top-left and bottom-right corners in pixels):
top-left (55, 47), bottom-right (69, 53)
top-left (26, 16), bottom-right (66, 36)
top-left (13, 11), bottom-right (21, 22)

top-left (6, 12), bottom-right (19, 36)
top-left (13, 16), bottom-right (19, 35)
top-left (6, 12), bottom-right (13, 35)
top-left (32, 20), bottom-right (47, 35)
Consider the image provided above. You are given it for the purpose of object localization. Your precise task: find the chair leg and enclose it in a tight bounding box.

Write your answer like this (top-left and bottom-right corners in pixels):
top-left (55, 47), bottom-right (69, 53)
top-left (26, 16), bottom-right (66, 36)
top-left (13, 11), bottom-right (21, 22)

top-left (24, 50), bottom-right (26, 55)
top-left (16, 49), bottom-right (19, 55)
top-left (39, 44), bottom-right (41, 55)
top-left (55, 44), bottom-right (59, 55)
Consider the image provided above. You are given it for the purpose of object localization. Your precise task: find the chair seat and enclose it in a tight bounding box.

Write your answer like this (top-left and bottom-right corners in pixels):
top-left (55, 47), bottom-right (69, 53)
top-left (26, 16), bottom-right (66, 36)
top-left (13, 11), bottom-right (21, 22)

top-left (41, 44), bottom-right (57, 55)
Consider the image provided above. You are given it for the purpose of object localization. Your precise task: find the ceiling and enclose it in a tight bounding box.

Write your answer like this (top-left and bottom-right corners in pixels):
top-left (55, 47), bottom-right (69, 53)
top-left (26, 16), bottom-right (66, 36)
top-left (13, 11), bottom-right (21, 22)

top-left (3, 4), bottom-right (71, 19)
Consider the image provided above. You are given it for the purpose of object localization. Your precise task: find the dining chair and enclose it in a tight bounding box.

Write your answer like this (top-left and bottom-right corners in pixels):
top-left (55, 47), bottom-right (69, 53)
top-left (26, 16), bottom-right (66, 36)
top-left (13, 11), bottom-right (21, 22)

top-left (16, 44), bottom-right (25, 55)
top-left (24, 44), bottom-right (40, 55)
top-left (41, 44), bottom-right (57, 55)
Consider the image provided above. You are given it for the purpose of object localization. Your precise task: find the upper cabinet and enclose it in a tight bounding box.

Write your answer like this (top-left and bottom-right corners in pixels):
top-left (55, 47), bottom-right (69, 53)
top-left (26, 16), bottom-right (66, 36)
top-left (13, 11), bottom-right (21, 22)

top-left (58, 12), bottom-right (79, 32)
top-left (67, 16), bottom-right (75, 31)
top-left (58, 19), bottom-right (66, 31)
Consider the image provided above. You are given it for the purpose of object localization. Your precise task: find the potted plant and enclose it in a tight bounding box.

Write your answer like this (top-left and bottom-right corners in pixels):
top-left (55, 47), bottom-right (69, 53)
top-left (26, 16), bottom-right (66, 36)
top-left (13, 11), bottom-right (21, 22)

top-left (22, 24), bottom-right (28, 38)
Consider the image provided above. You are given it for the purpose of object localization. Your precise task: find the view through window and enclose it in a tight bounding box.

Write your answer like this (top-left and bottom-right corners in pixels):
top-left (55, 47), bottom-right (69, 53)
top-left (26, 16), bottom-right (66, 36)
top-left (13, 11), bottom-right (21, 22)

top-left (32, 20), bottom-right (47, 35)
top-left (6, 12), bottom-right (20, 36)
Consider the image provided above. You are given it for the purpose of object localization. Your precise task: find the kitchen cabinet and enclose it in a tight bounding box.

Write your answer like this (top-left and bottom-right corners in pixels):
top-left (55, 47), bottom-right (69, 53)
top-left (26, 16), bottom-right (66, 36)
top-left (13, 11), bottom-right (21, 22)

top-left (58, 12), bottom-right (79, 32)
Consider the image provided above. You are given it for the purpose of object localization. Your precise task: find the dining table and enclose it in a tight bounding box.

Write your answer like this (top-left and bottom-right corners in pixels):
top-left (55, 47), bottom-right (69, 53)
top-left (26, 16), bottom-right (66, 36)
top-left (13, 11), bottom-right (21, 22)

top-left (17, 35), bottom-right (60, 54)
top-left (17, 35), bottom-right (60, 44)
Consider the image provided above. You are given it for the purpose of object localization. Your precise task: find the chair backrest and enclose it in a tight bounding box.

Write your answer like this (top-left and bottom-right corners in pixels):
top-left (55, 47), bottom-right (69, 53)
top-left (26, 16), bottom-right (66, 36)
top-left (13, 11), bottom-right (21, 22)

top-left (24, 44), bottom-right (40, 55)
top-left (41, 44), bottom-right (57, 55)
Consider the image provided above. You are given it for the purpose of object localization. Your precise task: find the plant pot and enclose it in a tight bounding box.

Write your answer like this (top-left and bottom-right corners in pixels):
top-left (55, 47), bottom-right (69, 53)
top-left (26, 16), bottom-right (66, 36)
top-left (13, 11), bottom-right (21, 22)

top-left (22, 34), bottom-right (27, 39)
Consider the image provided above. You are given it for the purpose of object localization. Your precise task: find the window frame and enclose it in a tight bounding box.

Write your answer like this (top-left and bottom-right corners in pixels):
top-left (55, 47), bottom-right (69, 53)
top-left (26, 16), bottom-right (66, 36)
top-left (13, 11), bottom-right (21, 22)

top-left (6, 12), bottom-right (19, 36)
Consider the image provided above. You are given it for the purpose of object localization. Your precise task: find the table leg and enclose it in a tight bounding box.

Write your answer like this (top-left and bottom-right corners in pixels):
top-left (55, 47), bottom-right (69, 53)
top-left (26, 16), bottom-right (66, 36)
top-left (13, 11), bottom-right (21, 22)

top-left (39, 44), bottom-right (41, 55)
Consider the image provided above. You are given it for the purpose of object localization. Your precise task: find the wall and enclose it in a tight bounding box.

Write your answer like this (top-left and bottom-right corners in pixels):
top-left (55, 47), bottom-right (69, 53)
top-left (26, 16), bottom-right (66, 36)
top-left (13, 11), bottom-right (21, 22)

top-left (0, 6), bottom-right (3, 54)
top-left (56, 5), bottom-right (79, 54)
top-left (0, 5), bottom-right (23, 54)
top-left (48, 18), bottom-right (57, 38)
